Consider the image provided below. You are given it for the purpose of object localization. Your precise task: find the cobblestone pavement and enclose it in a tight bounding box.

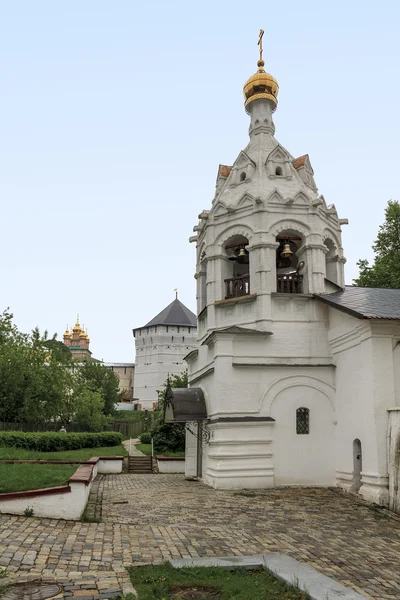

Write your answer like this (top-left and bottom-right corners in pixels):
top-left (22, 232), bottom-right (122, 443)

top-left (1, 475), bottom-right (400, 599)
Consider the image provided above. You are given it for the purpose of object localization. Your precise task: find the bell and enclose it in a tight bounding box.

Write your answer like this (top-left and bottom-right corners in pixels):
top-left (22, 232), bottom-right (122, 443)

top-left (281, 242), bottom-right (293, 259)
top-left (236, 247), bottom-right (249, 264)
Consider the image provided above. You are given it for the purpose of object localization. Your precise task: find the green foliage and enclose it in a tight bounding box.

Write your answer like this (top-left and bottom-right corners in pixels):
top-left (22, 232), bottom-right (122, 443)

top-left (126, 563), bottom-right (310, 600)
top-left (151, 371), bottom-right (187, 454)
top-left (151, 422), bottom-right (185, 454)
top-left (0, 309), bottom-right (116, 428)
top-left (23, 507), bottom-right (34, 517)
top-left (108, 410), bottom-right (148, 422)
top-left (0, 310), bottom-right (76, 423)
top-left (136, 443), bottom-right (184, 457)
top-left (169, 370), bottom-right (188, 389)
top-left (0, 431), bottom-right (122, 452)
top-left (139, 432), bottom-right (152, 444)
top-left (74, 388), bottom-right (106, 431)
top-left (0, 445), bottom-right (127, 461)
top-left (78, 361), bottom-right (121, 416)
top-left (0, 463), bottom-right (77, 493)
top-left (354, 200), bottom-right (400, 288)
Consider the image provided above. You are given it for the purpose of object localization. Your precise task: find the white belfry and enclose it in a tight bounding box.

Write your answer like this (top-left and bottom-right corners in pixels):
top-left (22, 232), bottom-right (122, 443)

top-left (182, 36), bottom-right (400, 508)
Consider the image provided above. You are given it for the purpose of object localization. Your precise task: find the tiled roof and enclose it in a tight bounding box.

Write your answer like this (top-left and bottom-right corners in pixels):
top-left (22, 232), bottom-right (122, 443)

top-left (218, 165), bottom-right (232, 178)
top-left (315, 286), bottom-right (400, 320)
top-left (103, 362), bottom-right (135, 367)
top-left (138, 299), bottom-right (197, 328)
top-left (292, 154), bottom-right (308, 169)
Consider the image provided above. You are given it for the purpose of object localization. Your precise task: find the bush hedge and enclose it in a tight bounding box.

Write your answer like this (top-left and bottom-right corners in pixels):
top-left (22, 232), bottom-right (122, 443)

top-left (139, 431), bottom-right (152, 444)
top-left (0, 431), bottom-right (123, 452)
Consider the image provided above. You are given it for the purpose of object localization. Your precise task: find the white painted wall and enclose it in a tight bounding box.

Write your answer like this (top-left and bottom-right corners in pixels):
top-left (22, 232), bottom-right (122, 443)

top-left (185, 67), bottom-right (399, 501)
top-left (0, 458), bottom-right (123, 520)
top-left (97, 458), bottom-right (123, 474)
top-left (134, 324), bottom-right (197, 409)
top-left (271, 384), bottom-right (335, 486)
top-left (157, 458), bottom-right (185, 473)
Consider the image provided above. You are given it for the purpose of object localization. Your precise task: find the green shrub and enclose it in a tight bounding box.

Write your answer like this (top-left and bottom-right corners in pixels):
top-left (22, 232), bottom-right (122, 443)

top-left (151, 423), bottom-right (185, 454)
top-left (0, 431), bottom-right (123, 452)
top-left (139, 431), bottom-right (152, 444)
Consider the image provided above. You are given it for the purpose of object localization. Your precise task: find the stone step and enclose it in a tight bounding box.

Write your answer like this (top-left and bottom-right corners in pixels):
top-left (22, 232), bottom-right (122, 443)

top-left (128, 468), bottom-right (153, 474)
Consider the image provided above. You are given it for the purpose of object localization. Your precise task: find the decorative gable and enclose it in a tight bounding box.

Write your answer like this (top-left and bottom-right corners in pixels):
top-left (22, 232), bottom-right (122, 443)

top-left (215, 164), bottom-right (233, 195)
top-left (292, 154), bottom-right (318, 192)
top-left (237, 192), bottom-right (255, 210)
top-left (266, 144), bottom-right (292, 178)
top-left (230, 151), bottom-right (256, 185)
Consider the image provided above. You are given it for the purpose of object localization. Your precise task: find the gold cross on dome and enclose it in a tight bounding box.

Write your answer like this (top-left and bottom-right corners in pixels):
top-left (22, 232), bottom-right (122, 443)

top-left (258, 29), bottom-right (264, 61)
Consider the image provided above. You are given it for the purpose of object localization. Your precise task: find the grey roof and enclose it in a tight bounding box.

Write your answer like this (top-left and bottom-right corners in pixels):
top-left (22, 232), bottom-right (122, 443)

top-left (140, 299), bottom-right (197, 328)
top-left (315, 286), bottom-right (400, 320)
top-left (164, 388), bottom-right (207, 423)
top-left (201, 326), bottom-right (272, 347)
top-left (103, 362), bottom-right (135, 368)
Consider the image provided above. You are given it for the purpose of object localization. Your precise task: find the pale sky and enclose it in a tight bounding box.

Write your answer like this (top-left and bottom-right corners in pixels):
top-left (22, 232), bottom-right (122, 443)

top-left (1, 1), bottom-right (399, 362)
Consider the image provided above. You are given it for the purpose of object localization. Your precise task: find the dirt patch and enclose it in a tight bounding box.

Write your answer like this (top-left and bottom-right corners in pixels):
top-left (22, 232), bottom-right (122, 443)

top-left (170, 586), bottom-right (221, 599)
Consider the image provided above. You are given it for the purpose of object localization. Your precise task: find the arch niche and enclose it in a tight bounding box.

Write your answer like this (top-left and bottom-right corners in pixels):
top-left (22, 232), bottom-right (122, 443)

top-left (262, 376), bottom-right (335, 486)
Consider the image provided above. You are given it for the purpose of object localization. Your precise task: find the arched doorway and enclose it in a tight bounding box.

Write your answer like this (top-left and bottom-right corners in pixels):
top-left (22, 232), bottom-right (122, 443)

top-left (352, 439), bottom-right (362, 492)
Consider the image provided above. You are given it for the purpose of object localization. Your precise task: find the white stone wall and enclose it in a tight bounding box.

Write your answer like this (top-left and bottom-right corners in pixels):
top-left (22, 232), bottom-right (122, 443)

top-left (186, 81), bottom-right (398, 498)
top-left (134, 324), bottom-right (197, 409)
top-left (387, 409), bottom-right (400, 514)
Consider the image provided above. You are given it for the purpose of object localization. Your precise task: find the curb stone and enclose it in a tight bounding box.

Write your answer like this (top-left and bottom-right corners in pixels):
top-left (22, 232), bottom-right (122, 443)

top-left (169, 554), bottom-right (369, 600)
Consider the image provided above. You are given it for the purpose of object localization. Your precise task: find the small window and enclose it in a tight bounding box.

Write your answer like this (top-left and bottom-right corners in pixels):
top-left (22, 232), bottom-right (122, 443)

top-left (183, 336), bottom-right (185, 342)
top-left (240, 172), bottom-right (246, 182)
top-left (172, 336), bottom-right (174, 342)
top-left (296, 407), bottom-right (310, 434)
top-left (275, 166), bottom-right (283, 176)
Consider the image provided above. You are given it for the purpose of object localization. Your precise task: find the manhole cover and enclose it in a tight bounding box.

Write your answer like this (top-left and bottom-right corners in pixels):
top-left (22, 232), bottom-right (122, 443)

top-left (3, 582), bottom-right (62, 600)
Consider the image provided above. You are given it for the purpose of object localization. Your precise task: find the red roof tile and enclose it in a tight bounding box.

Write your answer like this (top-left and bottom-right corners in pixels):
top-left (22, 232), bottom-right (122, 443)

top-left (219, 165), bottom-right (232, 178)
top-left (292, 154), bottom-right (308, 169)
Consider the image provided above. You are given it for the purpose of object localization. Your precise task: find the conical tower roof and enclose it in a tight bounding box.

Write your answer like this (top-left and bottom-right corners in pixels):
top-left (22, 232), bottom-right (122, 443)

top-left (140, 299), bottom-right (196, 328)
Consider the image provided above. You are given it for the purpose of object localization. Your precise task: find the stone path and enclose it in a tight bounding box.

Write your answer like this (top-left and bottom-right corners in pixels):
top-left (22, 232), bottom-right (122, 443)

top-left (121, 438), bottom-right (144, 456)
top-left (1, 475), bottom-right (400, 599)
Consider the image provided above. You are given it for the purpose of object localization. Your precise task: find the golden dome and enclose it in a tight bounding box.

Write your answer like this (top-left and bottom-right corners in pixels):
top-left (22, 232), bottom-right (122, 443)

top-left (72, 319), bottom-right (81, 334)
top-left (243, 59), bottom-right (279, 114)
top-left (63, 326), bottom-right (72, 339)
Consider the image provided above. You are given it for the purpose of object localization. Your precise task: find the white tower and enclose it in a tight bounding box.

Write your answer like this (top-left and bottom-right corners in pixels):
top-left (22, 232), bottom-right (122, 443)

top-left (133, 296), bottom-right (197, 409)
top-left (185, 36), bottom-right (349, 490)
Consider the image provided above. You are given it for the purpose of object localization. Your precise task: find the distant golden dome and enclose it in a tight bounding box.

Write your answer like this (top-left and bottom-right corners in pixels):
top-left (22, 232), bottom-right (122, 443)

top-left (243, 59), bottom-right (279, 114)
top-left (64, 326), bottom-right (72, 339)
top-left (72, 319), bottom-right (81, 334)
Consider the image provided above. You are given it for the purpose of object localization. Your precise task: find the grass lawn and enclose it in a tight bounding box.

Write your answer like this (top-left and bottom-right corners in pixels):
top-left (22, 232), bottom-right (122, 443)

top-left (0, 445), bottom-right (127, 461)
top-left (127, 563), bottom-right (309, 600)
top-left (135, 443), bottom-right (185, 458)
top-left (0, 463), bottom-right (78, 493)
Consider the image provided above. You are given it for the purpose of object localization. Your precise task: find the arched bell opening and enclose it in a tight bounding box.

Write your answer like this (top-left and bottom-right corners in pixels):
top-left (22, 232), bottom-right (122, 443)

top-left (275, 232), bottom-right (305, 293)
top-left (223, 235), bottom-right (250, 299)
top-left (197, 247), bottom-right (207, 315)
top-left (324, 238), bottom-right (338, 285)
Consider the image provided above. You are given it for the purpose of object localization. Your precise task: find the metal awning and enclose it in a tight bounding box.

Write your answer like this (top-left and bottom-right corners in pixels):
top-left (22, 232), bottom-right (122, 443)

top-left (164, 388), bottom-right (208, 423)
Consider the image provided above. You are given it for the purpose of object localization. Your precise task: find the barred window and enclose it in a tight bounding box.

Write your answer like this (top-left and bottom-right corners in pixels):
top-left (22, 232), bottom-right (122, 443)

top-left (296, 407), bottom-right (310, 435)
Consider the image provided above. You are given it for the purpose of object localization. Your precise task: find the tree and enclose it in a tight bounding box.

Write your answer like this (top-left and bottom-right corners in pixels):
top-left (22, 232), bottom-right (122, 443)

top-left (77, 361), bottom-right (121, 416)
top-left (151, 371), bottom-right (188, 453)
top-left (354, 200), bottom-right (400, 288)
top-left (74, 388), bottom-right (106, 431)
top-left (0, 310), bottom-right (75, 423)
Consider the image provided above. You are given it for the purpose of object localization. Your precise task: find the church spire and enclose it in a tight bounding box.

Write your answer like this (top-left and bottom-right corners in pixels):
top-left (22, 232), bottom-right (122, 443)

top-left (243, 31), bottom-right (279, 137)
